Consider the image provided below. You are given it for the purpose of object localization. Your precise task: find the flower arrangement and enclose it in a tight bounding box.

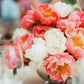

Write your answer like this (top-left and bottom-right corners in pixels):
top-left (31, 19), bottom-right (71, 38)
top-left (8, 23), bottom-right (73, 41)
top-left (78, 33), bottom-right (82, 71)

top-left (3, 0), bottom-right (84, 84)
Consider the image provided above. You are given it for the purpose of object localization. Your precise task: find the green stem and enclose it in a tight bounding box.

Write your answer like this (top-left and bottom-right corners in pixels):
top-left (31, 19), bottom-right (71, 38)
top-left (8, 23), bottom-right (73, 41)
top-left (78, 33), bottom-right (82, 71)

top-left (77, 0), bottom-right (82, 11)
top-left (13, 68), bottom-right (17, 75)
top-left (0, 52), bottom-right (2, 58)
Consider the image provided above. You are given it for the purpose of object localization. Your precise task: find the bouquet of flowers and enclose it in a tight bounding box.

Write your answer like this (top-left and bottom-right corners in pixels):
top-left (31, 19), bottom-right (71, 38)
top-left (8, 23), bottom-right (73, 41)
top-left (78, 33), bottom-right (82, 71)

top-left (3, 0), bottom-right (84, 84)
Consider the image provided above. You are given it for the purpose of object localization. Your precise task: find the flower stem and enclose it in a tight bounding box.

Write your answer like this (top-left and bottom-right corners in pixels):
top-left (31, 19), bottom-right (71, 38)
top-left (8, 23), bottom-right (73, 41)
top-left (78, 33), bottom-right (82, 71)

top-left (13, 68), bottom-right (17, 75)
top-left (77, 0), bottom-right (82, 11)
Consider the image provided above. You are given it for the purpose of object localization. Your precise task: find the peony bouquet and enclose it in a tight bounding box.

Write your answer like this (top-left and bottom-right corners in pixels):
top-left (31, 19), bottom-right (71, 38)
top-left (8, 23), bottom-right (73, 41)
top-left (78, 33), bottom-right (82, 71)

top-left (2, 0), bottom-right (84, 84)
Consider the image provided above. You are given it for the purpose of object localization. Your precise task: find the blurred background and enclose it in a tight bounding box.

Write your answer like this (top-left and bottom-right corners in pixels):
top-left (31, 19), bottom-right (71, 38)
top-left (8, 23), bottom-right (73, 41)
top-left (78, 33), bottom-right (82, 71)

top-left (0, 0), bottom-right (84, 40)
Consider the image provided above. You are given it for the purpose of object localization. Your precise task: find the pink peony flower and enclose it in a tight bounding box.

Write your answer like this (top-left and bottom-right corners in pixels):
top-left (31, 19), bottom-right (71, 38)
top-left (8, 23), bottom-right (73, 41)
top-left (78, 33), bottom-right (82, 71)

top-left (33, 25), bottom-right (52, 39)
top-left (68, 12), bottom-right (81, 28)
top-left (13, 33), bottom-right (34, 63)
top-left (13, 38), bottom-right (23, 55)
top-left (21, 35), bottom-right (34, 63)
top-left (56, 19), bottom-right (77, 32)
top-left (20, 10), bottom-right (35, 30)
top-left (34, 4), bottom-right (60, 25)
top-left (13, 33), bottom-right (34, 53)
top-left (22, 35), bottom-right (34, 51)
top-left (65, 28), bottom-right (84, 59)
top-left (6, 40), bottom-right (12, 46)
top-left (44, 53), bottom-right (75, 82)
top-left (67, 22), bottom-right (76, 30)
top-left (77, 11), bottom-right (84, 28)
top-left (4, 44), bottom-right (19, 69)
top-left (13, 38), bottom-right (23, 47)
top-left (56, 19), bottom-right (68, 32)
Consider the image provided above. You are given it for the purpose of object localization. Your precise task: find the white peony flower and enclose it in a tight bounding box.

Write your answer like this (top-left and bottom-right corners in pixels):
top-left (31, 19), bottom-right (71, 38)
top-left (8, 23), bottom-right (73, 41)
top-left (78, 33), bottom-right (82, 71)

top-left (13, 28), bottom-right (28, 39)
top-left (25, 38), bottom-right (48, 62)
top-left (29, 60), bottom-right (48, 78)
top-left (29, 61), bottom-right (38, 70)
top-left (45, 29), bottom-right (66, 55)
top-left (76, 58), bottom-right (84, 73)
top-left (71, 58), bottom-right (84, 84)
top-left (54, 1), bottom-right (74, 18)
top-left (34, 38), bottom-right (46, 45)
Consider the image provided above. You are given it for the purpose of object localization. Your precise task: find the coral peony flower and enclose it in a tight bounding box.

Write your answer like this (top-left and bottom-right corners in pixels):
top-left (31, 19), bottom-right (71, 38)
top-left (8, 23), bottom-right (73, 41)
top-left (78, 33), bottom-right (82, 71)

top-left (13, 33), bottom-right (34, 52)
top-left (44, 53), bottom-right (75, 81)
top-left (22, 35), bottom-right (34, 51)
top-left (68, 12), bottom-right (81, 28)
top-left (77, 11), bottom-right (84, 28)
top-left (33, 25), bottom-right (51, 39)
top-left (34, 4), bottom-right (60, 25)
top-left (20, 10), bottom-right (35, 30)
top-left (45, 29), bottom-right (66, 55)
top-left (4, 45), bottom-right (19, 69)
top-left (13, 29), bottom-right (33, 43)
top-left (25, 38), bottom-right (48, 62)
top-left (19, 33), bottom-right (33, 43)
top-left (54, 1), bottom-right (74, 18)
top-left (13, 28), bottom-right (28, 39)
top-left (65, 28), bottom-right (84, 59)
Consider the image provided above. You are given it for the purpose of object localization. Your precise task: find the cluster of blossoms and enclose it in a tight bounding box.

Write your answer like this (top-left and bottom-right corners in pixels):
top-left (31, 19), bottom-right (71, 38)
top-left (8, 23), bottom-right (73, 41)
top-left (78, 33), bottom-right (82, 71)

top-left (4, 1), bottom-right (84, 82)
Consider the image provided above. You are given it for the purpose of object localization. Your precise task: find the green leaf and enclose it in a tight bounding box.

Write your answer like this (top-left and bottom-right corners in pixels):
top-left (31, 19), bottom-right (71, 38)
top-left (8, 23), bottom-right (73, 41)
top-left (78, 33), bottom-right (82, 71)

top-left (64, 0), bottom-right (76, 4)
top-left (31, 24), bottom-right (37, 29)
top-left (13, 68), bottom-right (17, 75)
top-left (28, 58), bottom-right (31, 61)
top-left (0, 52), bottom-right (2, 58)
top-left (10, 39), bottom-right (13, 43)
top-left (64, 81), bottom-right (67, 84)
top-left (24, 62), bottom-right (28, 66)
top-left (47, 75), bottom-right (50, 79)
top-left (73, 3), bottom-right (81, 11)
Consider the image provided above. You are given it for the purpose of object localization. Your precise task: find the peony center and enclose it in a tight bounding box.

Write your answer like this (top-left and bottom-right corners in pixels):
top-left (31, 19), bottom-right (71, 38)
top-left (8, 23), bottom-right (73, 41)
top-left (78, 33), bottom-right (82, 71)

top-left (41, 30), bottom-right (46, 35)
top-left (52, 46), bottom-right (59, 50)
top-left (71, 36), bottom-right (84, 48)
top-left (21, 7), bottom-right (27, 13)
top-left (56, 64), bottom-right (68, 74)
top-left (23, 39), bottom-right (27, 43)
top-left (41, 9), bottom-right (54, 18)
